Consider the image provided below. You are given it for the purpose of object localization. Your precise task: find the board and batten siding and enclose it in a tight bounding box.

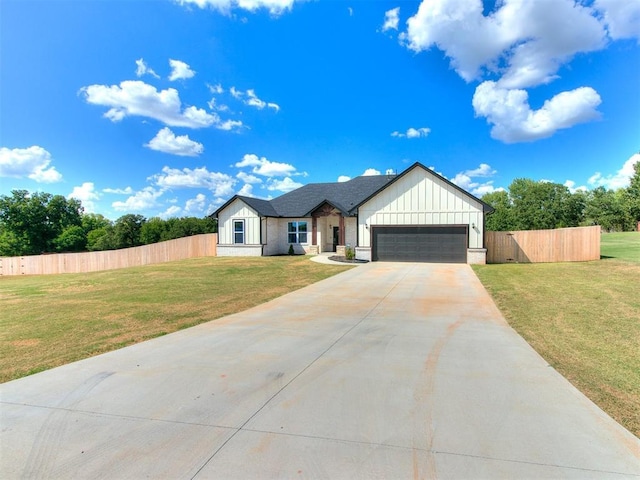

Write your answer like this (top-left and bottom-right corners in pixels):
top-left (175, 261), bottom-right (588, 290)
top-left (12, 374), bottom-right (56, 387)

top-left (217, 198), bottom-right (261, 245)
top-left (358, 167), bottom-right (485, 249)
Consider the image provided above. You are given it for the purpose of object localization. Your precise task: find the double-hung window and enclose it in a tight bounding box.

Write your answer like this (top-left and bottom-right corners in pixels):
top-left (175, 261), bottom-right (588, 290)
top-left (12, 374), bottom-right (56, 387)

top-left (288, 221), bottom-right (308, 244)
top-left (233, 220), bottom-right (245, 244)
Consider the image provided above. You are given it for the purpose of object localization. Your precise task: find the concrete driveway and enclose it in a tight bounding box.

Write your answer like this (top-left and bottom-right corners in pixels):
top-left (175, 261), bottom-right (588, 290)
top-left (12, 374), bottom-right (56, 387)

top-left (1, 263), bottom-right (638, 479)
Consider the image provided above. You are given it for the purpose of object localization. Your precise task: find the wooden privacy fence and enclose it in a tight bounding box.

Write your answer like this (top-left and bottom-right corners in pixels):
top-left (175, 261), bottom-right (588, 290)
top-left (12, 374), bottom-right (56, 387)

top-left (486, 226), bottom-right (600, 264)
top-left (0, 234), bottom-right (217, 276)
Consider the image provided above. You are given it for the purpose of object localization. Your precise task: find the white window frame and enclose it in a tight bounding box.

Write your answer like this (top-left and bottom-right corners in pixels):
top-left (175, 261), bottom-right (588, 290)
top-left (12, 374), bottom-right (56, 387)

top-left (288, 221), bottom-right (308, 244)
top-left (233, 219), bottom-right (245, 244)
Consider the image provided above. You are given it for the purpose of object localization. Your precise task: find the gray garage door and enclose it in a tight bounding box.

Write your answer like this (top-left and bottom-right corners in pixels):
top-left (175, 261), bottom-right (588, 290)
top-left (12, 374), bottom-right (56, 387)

top-left (372, 226), bottom-right (468, 263)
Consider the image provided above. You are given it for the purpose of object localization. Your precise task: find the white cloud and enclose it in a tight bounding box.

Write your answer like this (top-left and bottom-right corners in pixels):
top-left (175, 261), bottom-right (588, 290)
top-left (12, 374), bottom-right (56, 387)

top-left (68, 182), bottom-right (100, 212)
top-left (231, 87), bottom-right (280, 112)
top-left (152, 166), bottom-right (236, 197)
top-left (168, 59), bottom-right (196, 81)
top-left (103, 186), bottom-right (133, 195)
top-left (362, 168), bottom-right (381, 176)
top-left (235, 153), bottom-right (296, 177)
top-left (177, 0), bottom-right (299, 16)
top-left (135, 58), bottom-right (159, 79)
top-left (472, 81), bottom-right (602, 143)
top-left (267, 177), bottom-right (303, 192)
top-left (450, 163), bottom-right (499, 196)
top-left (184, 193), bottom-right (207, 214)
top-left (145, 127), bottom-right (204, 157)
top-left (112, 187), bottom-right (164, 212)
top-left (0, 146), bottom-right (63, 183)
top-left (588, 153), bottom-right (640, 190)
top-left (391, 127), bottom-right (430, 138)
top-left (564, 180), bottom-right (588, 193)
top-left (209, 83), bottom-right (224, 94)
top-left (403, 0), bottom-right (606, 89)
top-left (348, 7), bottom-right (353, 17)
top-left (159, 205), bottom-right (182, 219)
top-left (382, 7), bottom-right (400, 32)
top-left (337, 175), bottom-right (351, 182)
top-left (237, 184), bottom-right (254, 196)
top-left (81, 80), bottom-right (241, 130)
top-left (236, 171), bottom-right (262, 184)
top-left (594, 0), bottom-right (640, 42)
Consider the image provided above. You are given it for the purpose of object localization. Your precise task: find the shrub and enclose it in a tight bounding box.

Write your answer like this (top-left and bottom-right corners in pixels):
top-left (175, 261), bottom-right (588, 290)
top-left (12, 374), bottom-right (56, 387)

top-left (345, 246), bottom-right (355, 260)
top-left (288, 244), bottom-right (294, 255)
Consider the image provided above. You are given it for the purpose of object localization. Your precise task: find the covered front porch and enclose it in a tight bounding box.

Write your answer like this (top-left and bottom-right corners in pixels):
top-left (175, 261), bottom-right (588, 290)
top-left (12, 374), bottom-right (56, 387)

top-left (309, 203), bottom-right (357, 254)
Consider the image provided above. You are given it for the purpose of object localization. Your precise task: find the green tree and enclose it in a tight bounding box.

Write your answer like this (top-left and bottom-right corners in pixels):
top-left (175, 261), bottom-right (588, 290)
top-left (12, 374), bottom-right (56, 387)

top-left (113, 214), bottom-right (146, 249)
top-left (82, 213), bottom-right (112, 234)
top-left (0, 190), bottom-right (83, 255)
top-left (87, 226), bottom-right (116, 251)
top-left (140, 217), bottom-right (167, 244)
top-left (482, 190), bottom-right (516, 231)
top-left (54, 225), bottom-right (87, 252)
top-left (509, 179), bottom-right (574, 230)
top-left (625, 160), bottom-right (640, 226)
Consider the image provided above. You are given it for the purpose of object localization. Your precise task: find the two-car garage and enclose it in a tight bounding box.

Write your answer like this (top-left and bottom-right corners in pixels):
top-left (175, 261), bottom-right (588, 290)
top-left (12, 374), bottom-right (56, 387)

top-left (371, 226), bottom-right (468, 263)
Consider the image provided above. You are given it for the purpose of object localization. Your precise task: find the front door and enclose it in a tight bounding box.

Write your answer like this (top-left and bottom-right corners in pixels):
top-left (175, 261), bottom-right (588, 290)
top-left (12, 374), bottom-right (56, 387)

top-left (333, 226), bottom-right (339, 252)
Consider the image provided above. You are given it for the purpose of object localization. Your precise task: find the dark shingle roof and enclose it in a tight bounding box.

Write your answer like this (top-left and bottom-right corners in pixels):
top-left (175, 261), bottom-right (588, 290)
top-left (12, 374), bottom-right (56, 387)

top-left (270, 175), bottom-right (395, 217)
top-left (211, 174), bottom-right (395, 218)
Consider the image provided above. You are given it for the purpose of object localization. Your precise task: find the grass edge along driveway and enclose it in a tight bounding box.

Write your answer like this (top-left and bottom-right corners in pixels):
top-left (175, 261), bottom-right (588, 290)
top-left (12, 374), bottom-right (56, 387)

top-left (473, 233), bottom-right (640, 438)
top-left (0, 256), bottom-right (351, 384)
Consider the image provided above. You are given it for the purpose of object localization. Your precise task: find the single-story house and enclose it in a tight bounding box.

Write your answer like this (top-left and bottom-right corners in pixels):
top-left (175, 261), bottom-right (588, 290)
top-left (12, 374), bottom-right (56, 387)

top-left (212, 162), bottom-right (494, 264)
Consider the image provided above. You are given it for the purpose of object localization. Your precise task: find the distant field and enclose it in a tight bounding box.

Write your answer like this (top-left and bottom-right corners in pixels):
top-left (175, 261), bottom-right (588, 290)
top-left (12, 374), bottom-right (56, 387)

top-left (601, 231), bottom-right (640, 262)
top-left (0, 256), bottom-right (350, 383)
top-left (473, 232), bottom-right (640, 437)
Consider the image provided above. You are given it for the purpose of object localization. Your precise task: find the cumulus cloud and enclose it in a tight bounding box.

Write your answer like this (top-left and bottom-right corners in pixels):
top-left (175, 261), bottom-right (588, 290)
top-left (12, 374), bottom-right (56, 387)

top-left (103, 186), bottom-right (133, 194)
top-left (145, 127), bottom-right (204, 157)
top-left (235, 153), bottom-right (296, 177)
top-left (594, 0), bottom-right (640, 42)
top-left (398, 0), bottom-right (616, 143)
top-left (402, 0), bottom-right (605, 89)
top-left (159, 205), bottom-right (183, 219)
top-left (588, 153), bottom-right (640, 190)
top-left (231, 87), bottom-right (280, 112)
top-left (472, 82), bottom-right (602, 143)
top-left (152, 166), bottom-right (236, 197)
top-left (563, 180), bottom-right (588, 193)
top-left (168, 59), bottom-right (196, 81)
top-left (391, 127), bottom-right (430, 138)
top-left (362, 168), bottom-right (381, 176)
top-left (184, 193), bottom-right (207, 214)
top-left (135, 58), bottom-right (159, 79)
top-left (267, 177), bottom-right (303, 192)
top-left (0, 146), bottom-right (63, 183)
top-left (80, 80), bottom-right (241, 130)
top-left (450, 163), bottom-right (500, 196)
top-left (337, 175), bottom-right (351, 182)
top-left (382, 7), bottom-right (400, 32)
top-left (237, 184), bottom-right (254, 196)
top-left (112, 187), bottom-right (165, 212)
top-left (236, 171), bottom-right (262, 184)
top-left (68, 182), bottom-right (100, 212)
top-left (176, 0), bottom-right (299, 16)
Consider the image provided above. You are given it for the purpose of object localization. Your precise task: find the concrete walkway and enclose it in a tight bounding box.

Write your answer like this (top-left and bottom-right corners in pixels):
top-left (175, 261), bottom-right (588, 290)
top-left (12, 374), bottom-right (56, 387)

top-left (1, 263), bottom-right (638, 479)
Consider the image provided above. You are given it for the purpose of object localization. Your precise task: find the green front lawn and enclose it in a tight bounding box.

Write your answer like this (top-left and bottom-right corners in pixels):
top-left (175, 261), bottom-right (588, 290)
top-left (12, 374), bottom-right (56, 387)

top-left (0, 256), bottom-right (350, 383)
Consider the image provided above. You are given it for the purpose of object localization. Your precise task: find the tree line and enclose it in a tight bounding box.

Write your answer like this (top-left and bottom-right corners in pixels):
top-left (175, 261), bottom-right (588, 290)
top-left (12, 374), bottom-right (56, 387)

top-left (0, 190), bottom-right (216, 257)
top-left (482, 162), bottom-right (640, 232)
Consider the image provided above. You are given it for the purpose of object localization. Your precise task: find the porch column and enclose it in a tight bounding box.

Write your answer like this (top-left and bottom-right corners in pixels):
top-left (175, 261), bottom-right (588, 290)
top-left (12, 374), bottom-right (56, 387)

top-left (312, 216), bottom-right (317, 245)
top-left (339, 215), bottom-right (345, 245)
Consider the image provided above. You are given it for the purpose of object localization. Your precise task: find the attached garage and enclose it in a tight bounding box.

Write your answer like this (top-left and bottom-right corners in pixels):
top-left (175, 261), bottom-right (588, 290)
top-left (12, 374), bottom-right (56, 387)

top-left (372, 226), bottom-right (468, 263)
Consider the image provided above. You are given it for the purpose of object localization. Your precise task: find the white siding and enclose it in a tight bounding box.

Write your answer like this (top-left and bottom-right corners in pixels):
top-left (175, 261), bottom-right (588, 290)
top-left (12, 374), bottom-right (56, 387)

top-left (217, 199), bottom-right (261, 246)
top-left (358, 167), bottom-right (485, 249)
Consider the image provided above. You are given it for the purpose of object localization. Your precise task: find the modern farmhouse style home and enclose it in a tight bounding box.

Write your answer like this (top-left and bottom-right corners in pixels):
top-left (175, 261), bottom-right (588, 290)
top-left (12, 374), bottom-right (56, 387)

top-left (212, 162), bottom-right (494, 263)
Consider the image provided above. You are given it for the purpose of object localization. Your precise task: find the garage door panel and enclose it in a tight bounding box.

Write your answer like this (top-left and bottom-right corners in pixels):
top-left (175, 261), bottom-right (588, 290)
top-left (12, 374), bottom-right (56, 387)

top-left (372, 226), bottom-right (467, 263)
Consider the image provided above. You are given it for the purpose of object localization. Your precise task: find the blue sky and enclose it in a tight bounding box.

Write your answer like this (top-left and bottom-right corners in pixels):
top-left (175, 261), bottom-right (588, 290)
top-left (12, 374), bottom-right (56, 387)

top-left (1, 0), bottom-right (639, 220)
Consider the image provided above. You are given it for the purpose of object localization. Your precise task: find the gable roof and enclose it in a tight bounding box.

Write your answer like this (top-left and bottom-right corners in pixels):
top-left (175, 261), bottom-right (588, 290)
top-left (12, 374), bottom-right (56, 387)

top-left (212, 162), bottom-right (494, 218)
top-left (353, 162), bottom-right (494, 214)
top-left (212, 174), bottom-right (395, 218)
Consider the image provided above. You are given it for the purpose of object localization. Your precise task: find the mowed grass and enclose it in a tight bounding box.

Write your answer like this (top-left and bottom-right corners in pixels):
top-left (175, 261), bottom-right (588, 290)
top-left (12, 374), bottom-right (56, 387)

top-left (0, 256), bottom-right (350, 383)
top-left (473, 232), bottom-right (640, 437)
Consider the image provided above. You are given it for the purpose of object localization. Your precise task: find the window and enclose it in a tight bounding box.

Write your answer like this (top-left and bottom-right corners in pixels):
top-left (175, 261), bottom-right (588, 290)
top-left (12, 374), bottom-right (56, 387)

top-left (288, 221), bottom-right (308, 244)
top-left (233, 220), bottom-right (245, 244)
